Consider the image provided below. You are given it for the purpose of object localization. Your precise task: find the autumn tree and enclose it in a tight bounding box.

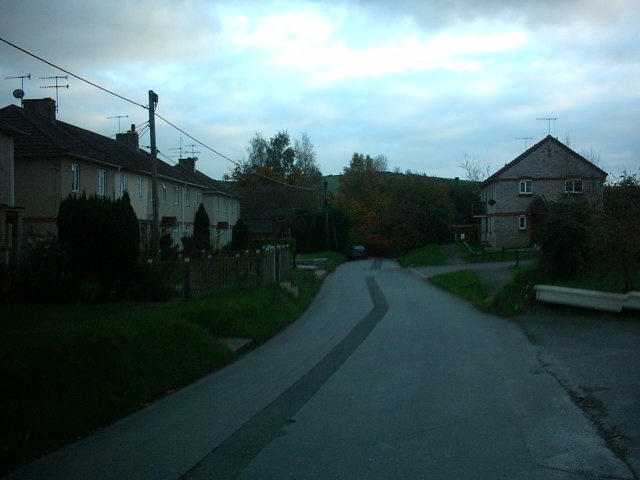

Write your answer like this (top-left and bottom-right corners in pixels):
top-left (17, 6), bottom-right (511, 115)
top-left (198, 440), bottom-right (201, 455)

top-left (337, 153), bottom-right (391, 252)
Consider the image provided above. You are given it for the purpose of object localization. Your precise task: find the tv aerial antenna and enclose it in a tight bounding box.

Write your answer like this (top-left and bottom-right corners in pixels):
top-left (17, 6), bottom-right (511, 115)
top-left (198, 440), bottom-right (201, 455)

top-left (170, 138), bottom-right (201, 159)
top-left (536, 117), bottom-right (557, 136)
top-left (5, 73), bottom-right (30, 105)
top-left (108, 115), bottom-right (129, 134)
top-left (515, 136), bottom-right (533, 150)
top-left (39, 75), bottom-right (69, 113)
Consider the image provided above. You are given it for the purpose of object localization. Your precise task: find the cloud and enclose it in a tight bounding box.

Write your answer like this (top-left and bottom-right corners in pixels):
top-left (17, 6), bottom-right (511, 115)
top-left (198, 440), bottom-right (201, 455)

top-left (1, 0), bottom-right (638, 180)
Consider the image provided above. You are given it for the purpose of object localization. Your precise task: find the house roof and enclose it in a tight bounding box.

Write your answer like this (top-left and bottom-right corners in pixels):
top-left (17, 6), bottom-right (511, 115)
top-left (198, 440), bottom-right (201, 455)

top-left (0, 103), bottom-right (235, 193)
top-left (0, 120), bottom-right (29, 137)
top-left (172, 162), bottom-right (240, 198)
top-left (481, 135), bottom-right (608, 187)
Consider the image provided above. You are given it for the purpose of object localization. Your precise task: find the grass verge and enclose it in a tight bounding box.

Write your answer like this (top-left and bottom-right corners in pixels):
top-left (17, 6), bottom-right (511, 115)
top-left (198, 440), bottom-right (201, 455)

top-left (397, 245), bottom-right (445, 267)
top-left (429, 270), bottom-right (487, 305)
top-left (0, 267), bottom-right (325, 475)
top-left (298, 251), bottom-right (346, 272)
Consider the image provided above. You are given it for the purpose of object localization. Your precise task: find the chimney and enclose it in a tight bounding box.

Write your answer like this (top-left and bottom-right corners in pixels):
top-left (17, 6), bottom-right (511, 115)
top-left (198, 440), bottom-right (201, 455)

top-left (116, 124), bottom-right (139, 149)
top-left (23, 98), bottom-right (56, 121)
top-left (179, 157), bottom-right (197, 173)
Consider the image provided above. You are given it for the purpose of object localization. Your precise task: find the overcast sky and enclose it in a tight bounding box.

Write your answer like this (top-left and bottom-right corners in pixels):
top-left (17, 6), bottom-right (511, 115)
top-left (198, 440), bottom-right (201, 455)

top-left (1, 0), bottom-right (638, 182)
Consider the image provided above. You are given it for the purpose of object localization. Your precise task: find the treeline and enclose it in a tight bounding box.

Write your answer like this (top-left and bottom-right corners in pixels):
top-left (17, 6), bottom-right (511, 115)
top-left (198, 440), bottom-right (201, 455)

top-left (335, 153), bottom-right (478, 255)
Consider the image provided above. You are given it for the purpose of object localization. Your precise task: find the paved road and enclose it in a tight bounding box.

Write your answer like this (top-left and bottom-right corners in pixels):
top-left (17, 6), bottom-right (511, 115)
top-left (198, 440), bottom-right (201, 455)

top-left (6, 259), bottom-right (636, 479)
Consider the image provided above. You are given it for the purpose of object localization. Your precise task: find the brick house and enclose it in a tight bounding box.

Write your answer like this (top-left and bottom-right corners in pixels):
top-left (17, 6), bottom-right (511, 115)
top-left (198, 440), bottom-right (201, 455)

top-left (0, 98), bottom-right (240, 252)
top-left (479, 135), bottom-right (607, 248)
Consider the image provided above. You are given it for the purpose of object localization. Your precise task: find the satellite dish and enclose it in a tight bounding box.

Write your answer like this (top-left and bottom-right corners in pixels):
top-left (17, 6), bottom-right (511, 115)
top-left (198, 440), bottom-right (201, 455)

top-left (13, 89), bottom-right (25, 99)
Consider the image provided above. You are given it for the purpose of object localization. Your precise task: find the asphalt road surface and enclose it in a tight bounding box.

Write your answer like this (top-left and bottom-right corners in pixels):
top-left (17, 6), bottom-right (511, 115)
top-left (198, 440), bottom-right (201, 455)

top-left (6, 258), bottom-right (637, 479)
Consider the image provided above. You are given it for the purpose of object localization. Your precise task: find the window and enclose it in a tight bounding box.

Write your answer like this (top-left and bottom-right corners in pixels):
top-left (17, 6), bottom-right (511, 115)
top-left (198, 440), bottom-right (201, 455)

top-left (184, 187), bottom-right (191, 207)
top-left (97, 169), bottom-right (106, 197)
top-left (118, 172), bottom-right (128, 197)
top-left (161, 183), bottom-right (167, 204)
top-left (173, 186), bottom-right (180, 205)
top-left (136, 177), bottom-right (143, 199)
top-left (71, 163), bottom-right (80, 192)
top-left (565, 179), bottom-right (584, 193)
top-left (519, 180), bottom-right (532, 195)
top-left (519, 215), bottom-right (527, 230)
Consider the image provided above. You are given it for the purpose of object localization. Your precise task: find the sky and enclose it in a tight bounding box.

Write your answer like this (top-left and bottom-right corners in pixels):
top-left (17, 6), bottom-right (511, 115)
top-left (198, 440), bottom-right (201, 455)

top-left (1, 0), bottom-right (638, 182)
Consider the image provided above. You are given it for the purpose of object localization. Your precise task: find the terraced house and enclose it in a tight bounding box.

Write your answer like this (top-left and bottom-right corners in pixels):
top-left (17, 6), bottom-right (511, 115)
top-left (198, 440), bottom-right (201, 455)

top-left (0, 98), bottom-right (240, 257)
top-left (479, 135), bottom-right (607, 248)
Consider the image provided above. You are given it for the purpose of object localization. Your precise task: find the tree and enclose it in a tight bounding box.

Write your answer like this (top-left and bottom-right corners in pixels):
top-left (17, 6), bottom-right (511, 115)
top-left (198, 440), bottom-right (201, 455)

top-left (57, 192), bottom-right (140, 298)
top-left (232, 219), bottom-right (250, 250)
top-left (225, 131), bottom-right (321, 186)
top-left (539, 200), bottom-right (592, 278)
top-left (293, 132), bottom-right (322, 186)
top-left (193, 203), bottom-right (211, 252)
top-left (459, 154), bottom-right (491, 182)
top-left (591, 172), bottom-right (640, 290)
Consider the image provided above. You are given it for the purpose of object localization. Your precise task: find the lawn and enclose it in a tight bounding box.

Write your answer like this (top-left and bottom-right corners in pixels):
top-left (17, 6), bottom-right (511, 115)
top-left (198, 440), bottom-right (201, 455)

top-left (397, 245), bottom-right (445, 267)
top-left (0, 264), bottom-right (331, 475)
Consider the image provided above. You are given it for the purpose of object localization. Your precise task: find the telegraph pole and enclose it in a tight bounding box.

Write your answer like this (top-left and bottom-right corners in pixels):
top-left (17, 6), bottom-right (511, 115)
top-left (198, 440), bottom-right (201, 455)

top-left (149, 90), bottom-right (160, 260)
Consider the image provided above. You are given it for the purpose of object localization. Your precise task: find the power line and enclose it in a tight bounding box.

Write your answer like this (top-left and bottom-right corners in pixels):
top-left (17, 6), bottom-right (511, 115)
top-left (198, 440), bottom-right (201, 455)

top-left (1, 36), bottom-right (317, 191)
top-left (0, 36), bottom-right (146, 110)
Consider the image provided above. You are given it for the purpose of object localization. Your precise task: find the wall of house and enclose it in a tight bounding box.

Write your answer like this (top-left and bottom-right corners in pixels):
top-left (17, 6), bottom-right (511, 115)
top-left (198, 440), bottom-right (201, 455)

top-left (13, 152), bottom-right (238, 250)
top-left (15, 157), bottom-right (63, 234)
top-left (0, 132), bottom-right (14, 206)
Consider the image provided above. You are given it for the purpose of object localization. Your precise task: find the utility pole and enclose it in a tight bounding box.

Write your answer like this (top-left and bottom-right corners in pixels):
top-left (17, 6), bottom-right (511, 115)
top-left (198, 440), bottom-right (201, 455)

top-left (324, 180), bottom-right (329, 251)
top-left (149, 90), bottom-right (160, 260)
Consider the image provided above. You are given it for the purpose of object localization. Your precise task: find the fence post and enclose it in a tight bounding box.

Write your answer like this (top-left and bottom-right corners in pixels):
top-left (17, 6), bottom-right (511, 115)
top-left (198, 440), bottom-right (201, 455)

top-left (183, 257), bottom-right (191, 300)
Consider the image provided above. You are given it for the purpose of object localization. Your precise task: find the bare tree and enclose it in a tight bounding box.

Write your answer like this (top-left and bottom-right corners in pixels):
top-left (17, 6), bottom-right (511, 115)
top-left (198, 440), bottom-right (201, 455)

top-left (459, 154), bottom-right (491, 182)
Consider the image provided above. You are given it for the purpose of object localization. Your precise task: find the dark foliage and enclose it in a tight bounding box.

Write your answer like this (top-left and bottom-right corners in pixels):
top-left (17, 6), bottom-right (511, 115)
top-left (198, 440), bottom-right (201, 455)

top-left (14, 234), bottom-right (75, 302)
top-left (57, 192), bottom-right (140, 299)
top-left (290, 206), bottom-right (350, 253)
top-left (539, 200), bottom-right (592, 278)
top-left (232, 219), bottom-right (250, 250)
top-left (193, 203), bottom-right (211, 252)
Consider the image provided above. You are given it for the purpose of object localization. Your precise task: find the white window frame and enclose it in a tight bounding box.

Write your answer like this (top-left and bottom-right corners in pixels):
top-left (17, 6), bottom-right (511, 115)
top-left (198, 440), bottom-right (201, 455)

top-left (136, 177), bottom-right (143, 199)
top-left (173, 186), bottom-right (180, 205)
top-left (161, 183), bottom-right (167, 204)
top-left (184, 187), bottom-right (191, 207)
top-left (71, 163), bottom-right (80, 193)
top-left (118, 172), bottom-right (128, 198)
top-left (565, 179), bottom-right (584, 194)
top-left (519, 215), bottom-right (527, 230)
top-left (97, 169), bottom-right (106, 197)
top-left (519, 179), bottom-right (532, 195)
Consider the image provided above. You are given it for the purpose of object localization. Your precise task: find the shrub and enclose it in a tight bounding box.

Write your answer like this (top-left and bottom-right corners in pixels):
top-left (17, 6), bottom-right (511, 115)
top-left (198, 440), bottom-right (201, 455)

top-left (57, 193), bottom-right (140, 299)
top-left (193, 204), bottom-right (211, 252)
top-left (15, 233), bottom-right (75, 302)
top-left (539, 201), bottom-right (591, 278)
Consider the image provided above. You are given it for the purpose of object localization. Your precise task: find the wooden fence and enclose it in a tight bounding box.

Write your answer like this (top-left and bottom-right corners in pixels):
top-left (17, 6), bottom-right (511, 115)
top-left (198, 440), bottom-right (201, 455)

top-left (182, 245), bottom-right (291, 299)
